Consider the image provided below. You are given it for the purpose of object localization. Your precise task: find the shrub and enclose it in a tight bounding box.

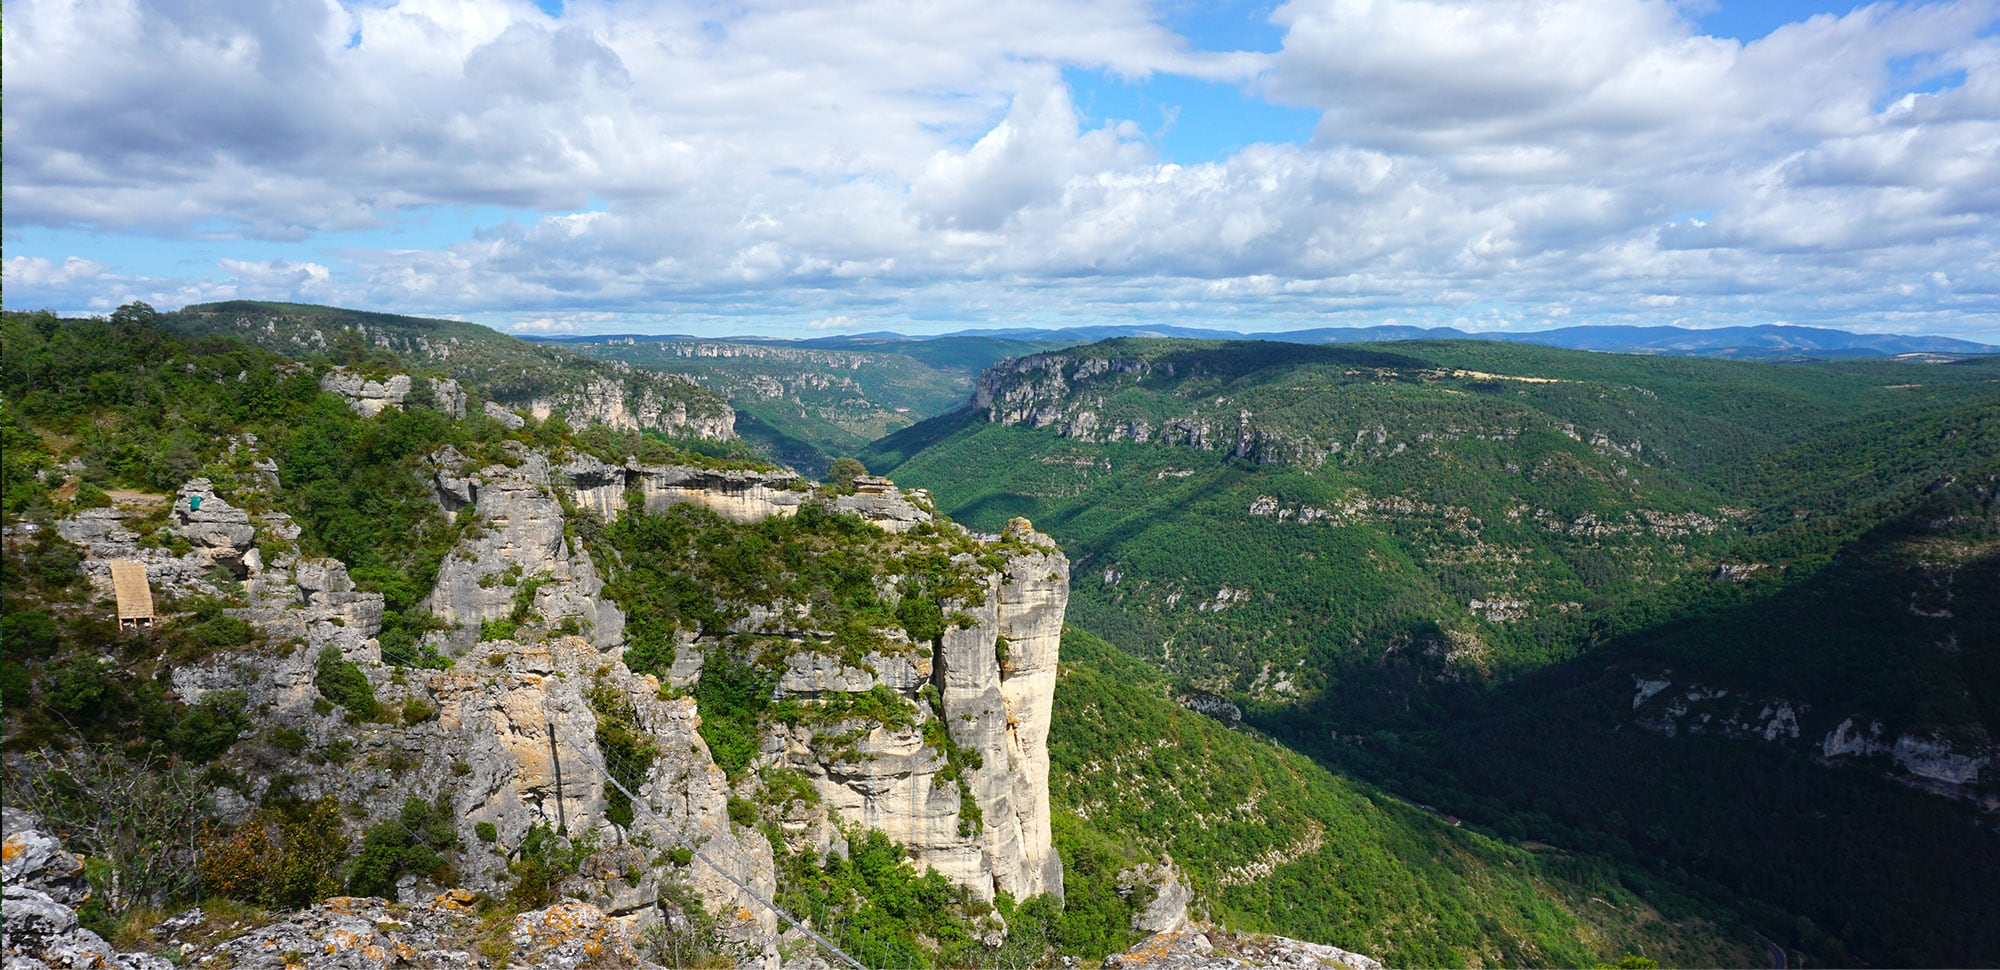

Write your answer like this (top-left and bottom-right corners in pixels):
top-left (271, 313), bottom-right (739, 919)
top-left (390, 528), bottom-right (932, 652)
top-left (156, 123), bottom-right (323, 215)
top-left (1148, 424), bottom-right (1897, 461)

top-left (198, 796), bottom-right (348, 909)
top-left (170, 689), bottom-right (250, 762)
top-left (348, 796), bottom-right (458, 897)
top-left (313, 646), bottom-right (378, 719)
top-left (507, 823), bottom-right (595, 909)
top-left (44, 655), bottom-right (113, 719)
top-left (1, 610), bottom-right (60, 657)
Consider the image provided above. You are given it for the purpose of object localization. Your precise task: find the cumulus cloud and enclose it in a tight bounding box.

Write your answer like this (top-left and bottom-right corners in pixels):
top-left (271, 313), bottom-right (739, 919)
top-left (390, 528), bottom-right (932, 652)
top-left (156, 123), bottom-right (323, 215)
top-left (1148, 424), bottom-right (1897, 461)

top-left (5, 256), bottom-right (109, 287)
top-left (3, 0), bottom-right (1998, 340)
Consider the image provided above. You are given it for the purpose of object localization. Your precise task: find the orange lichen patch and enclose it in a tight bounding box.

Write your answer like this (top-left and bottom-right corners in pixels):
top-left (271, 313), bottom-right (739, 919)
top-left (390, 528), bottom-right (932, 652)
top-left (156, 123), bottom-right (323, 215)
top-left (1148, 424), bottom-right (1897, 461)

top-left (513, 902), bottom-right (610, 948)
top-left (2, 837), bottom-right (23, 862)
top-left (430, 888), bottom-right (479, 913)
top-left (321, 896), bottom-right (373, 916)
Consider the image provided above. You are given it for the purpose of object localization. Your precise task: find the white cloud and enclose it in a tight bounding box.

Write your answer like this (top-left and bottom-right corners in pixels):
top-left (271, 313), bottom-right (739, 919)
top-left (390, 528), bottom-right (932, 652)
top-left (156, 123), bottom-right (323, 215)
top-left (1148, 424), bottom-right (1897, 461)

top-left (507, 317), bottom-right (586, 335)
top-left (5, 256), bottom-right (109, 287)
top-left (808, 315), bottom-right (866, 330)
top-left (3, 0), bottom-right (1998, 341)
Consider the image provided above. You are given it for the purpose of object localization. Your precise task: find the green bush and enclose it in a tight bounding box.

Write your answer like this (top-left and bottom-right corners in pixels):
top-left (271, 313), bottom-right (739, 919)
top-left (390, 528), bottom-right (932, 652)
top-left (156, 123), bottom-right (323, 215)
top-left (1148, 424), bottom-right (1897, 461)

top-left (507, 823), bottom-right (595, 909)
top-left (170, 689), bottom-right (250, 762)
top-left (313, 646), bottom-right (379, 719)
top-left (348, 796), bottom-right (459, 897)
top-left (1, 610), bottom-right (60, 657)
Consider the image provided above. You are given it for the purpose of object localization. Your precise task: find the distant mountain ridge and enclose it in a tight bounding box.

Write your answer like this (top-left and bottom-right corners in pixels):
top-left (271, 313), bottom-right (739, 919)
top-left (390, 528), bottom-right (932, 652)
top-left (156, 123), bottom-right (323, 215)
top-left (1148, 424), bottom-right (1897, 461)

top-left (531, 322), bottom-right (1998, 360)
top-left (166, 301), bottom-right (739, 441)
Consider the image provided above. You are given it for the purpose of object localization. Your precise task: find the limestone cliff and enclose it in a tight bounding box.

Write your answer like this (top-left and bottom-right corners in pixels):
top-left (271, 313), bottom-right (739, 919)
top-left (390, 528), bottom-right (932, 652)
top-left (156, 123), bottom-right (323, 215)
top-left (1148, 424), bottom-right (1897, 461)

top-left (972, 352), bottom-right (1327, 466)
top-left (320, 366), bottom-right (468, 418)
top-left (48, 444), bottom-right (1068, 951)
top-left (523, 374), bottom-right (735, 442)
top-left (419, 447), bottom-right (626, 653)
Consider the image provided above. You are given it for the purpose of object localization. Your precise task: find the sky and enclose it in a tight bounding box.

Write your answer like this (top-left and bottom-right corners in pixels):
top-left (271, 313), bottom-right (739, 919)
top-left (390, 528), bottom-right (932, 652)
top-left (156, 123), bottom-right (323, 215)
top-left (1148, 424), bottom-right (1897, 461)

top-left (4, 0), bottom-right (1999, 341)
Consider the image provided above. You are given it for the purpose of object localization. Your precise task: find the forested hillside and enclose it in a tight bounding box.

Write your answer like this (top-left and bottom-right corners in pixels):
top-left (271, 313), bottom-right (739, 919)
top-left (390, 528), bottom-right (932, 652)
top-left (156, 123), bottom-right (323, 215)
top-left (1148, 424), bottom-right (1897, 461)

top-left (869, 336), bottom-right (2000, 967)
top-left (164, 301), bottom-right (739, 441)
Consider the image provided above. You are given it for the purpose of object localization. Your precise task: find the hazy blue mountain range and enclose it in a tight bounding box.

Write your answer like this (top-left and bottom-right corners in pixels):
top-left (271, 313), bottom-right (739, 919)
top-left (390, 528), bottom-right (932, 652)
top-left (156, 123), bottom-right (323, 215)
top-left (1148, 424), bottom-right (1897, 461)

top-left (536, 322), bottom-right (1998, 360)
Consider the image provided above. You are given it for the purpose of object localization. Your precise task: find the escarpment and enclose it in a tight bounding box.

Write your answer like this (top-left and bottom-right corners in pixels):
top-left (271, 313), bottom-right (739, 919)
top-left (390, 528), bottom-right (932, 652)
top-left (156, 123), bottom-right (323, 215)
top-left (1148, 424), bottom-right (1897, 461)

top-left (972, 350), bottom-right (1331, 466)
top-left (45, 441), bottom-right (1069, 950)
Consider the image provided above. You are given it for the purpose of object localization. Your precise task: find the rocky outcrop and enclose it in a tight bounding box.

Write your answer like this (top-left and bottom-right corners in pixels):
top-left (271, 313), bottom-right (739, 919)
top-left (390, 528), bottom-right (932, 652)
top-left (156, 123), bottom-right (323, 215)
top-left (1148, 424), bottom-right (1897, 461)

top-left (2, 808), bottom-right (174, 970)
top-left (57, 481), bottom-right (272, 599)
top-left (526, 376), bottom-right (734, 441)
top-left (421, 450), bottom-right (625, 653)
top-left (0, 825), bottom-right (676, 970)
top-left (1631, 673), bottom-right (1999, 809)
top-left (556, 454), bottom-right (808, 524)
top-left (862, 516), bottom-right (1066, 901)
top-left (321, 367), bottom-right (467, 419)
top-left (484, 400), bottom-right (528, 429)
top-left (831, 478), bottom-right (934, 533)
top-left (971, 354), bottom-right (1328, 466)
top-left (1119, 859), bottom-right (1193, 934)
top-left (1104, 921), bottom-right (1383, 970)
top-left (169, 630), bottom-right (778, 939)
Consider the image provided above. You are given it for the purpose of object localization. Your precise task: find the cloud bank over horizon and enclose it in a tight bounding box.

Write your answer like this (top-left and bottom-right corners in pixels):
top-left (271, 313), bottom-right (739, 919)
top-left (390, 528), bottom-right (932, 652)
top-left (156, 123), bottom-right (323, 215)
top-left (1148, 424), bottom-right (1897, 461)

top-left (5, 0), bottom-right (1998, 341)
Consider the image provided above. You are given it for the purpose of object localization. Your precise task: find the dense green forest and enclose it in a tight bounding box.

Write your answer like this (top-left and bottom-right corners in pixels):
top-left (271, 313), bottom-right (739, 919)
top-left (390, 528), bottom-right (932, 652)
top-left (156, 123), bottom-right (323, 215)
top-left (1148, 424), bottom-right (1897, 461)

top-left (1049, 627), bottom-right (1761, 968)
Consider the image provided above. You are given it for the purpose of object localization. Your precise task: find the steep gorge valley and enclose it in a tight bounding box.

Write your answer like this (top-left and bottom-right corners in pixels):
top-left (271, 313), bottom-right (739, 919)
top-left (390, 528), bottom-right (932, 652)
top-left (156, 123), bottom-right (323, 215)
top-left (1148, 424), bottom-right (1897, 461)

top-left (3, 304), bottom-right (1996, 969)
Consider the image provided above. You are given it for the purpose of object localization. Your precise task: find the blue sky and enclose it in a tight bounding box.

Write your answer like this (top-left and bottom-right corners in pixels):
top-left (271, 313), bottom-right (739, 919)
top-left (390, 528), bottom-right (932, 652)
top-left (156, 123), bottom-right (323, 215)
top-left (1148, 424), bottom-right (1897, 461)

top-left (5, 0), bottom-right (1998, 342)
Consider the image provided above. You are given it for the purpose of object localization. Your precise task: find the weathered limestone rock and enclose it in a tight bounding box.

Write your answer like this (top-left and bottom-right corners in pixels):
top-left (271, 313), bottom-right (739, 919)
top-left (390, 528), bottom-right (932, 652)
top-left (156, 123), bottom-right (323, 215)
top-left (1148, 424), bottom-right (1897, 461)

top-left (525, 376), bottom-right (734, 441)
top-left (771, 515), bottom-right (1068, 903)
top-left (422, 451), bottom-right (624, 653)
top-left (152, 895), bottom-right (663, 970)
top-left (0, 809), bottom-right (175, 970)
top-left (57, 485), bottom-right (273, 602)
top-left (555, 455), bottom-right (808, 524)
top-left (1104, 921), bottom-right (1383, 970)
top-left (484, 400), bottom-right (528, 429)
top-left (170, 480), bottom-right (258, 576)
top-left (1118, 859), bottom-right (1193, 934)
top-left (2, 808), bottom-right (88, 908)
top-left (168, 631), bottom-right (778, 938)
top-left (1632, 674), bottom-right (2000, 809)
top-left (832, 478), bottom-right (933, 533)
top-left (321, 367), bottom-right (467, 418)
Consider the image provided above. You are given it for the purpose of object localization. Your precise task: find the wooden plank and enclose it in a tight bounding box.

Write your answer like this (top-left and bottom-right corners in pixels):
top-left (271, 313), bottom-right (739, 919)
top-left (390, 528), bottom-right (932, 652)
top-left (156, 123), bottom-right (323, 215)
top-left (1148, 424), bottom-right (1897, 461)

top-left (108, 560), bottom-right (155, 620)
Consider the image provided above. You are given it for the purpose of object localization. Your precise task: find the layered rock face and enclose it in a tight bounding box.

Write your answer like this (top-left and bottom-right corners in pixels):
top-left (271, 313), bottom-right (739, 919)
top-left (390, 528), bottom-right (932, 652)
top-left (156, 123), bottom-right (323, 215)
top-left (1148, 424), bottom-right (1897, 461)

top-left (321, 366), bottom-right (468, 418)
top-left (420, 448), bottom-right (626, 653)
top-left (765, 517), bottom-right (1067, 902)
top-left (3, 810), bottom-right (680, 970)
top-left (50, 445), bottom-right (1066, 942)
top-left (558, 454), bottom-right (810, 523)
top-left (972, 353), bottom-right (1326, 466)
top-left (1631, 673), bottom-right (2000, 810)
top-left (526, 376), bottom-right (735, 441)
top-left (57, 479), bottom-right (300, 600)
top-left (3, 808), bottom-right (174, 970)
